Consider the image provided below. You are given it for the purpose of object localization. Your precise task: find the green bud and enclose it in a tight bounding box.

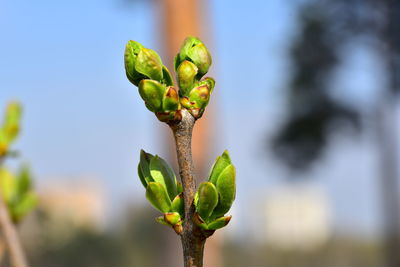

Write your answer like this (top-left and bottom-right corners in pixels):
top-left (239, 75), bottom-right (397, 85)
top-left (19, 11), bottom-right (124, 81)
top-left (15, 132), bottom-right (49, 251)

top-left (176, 37), bottom-right (212, 77)
top-left (124, 41), bottom-right (146, 86)
top-left (135, 48), bottom-right (163, 81)
top-left (206, 216), bottom-right (232, 230)
top-left (198, 77), bottom-right (215, 94)
top-left (146, 182), bottom-right (172, 213)
top-left (193, 212), bottom-right (208, 230)
top-left (162, 86), bottom-right (180, 112)
top-left (208, 150), bottom-right (231, 185)
top-left (171, 192), bottom-right (184, 216)
top-left (138, 149), bottom-right (154, 188)
top-left (177, 60), bottom-right (198, 96)
top-left (149, 155), bottom-right (177, 200)
top-left (2, 101), bottom-right (22, 145)
top-left (180, 84), bottom-right (211, 119)
top-left (138, 80), bottom-right (166, 112)
top-left (164, 212), bottom-right (182, 225)
top-left (211, 164), bottom-right (236, 218)
top-left (196, 182), bottom-right (218, 222)
top-left (125, 40), bottom-right (167, 86)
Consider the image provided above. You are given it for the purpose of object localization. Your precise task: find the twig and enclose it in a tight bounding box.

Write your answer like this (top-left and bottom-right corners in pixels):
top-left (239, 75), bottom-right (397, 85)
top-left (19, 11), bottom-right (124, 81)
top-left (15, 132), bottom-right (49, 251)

top-left (0, 157), bottom-right (28, 267)
top-left (170, 109), bottom-right (210, 267)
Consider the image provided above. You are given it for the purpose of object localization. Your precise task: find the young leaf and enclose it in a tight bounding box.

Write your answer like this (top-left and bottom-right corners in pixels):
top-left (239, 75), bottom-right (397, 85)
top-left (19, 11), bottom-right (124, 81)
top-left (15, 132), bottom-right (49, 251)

top-left (196, 182), bottom-right (218, 221)
top-left (138, 150), bottom-right (154, 187)
top-left (145, 182), bottom-right (172, 213)
top-left (206, 216), bottom-right (232, 230)
top-left (150, 156), bottom-right (177, 200)
top-left (211, 164), bottom-right (236, 218)
top-left (208, 150), bottom-right (231, 185)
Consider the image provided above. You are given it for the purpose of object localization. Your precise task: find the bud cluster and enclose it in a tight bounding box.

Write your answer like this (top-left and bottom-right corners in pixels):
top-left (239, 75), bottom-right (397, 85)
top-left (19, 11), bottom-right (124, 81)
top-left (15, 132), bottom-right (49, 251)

top-left (193, 151), bottom-right (236, 230)
top-left (0, 166), bottom-right (37, 223)
top-left (138, 150), bottom-right (184, 234)
top-left (124, 37), bottom-right (214, 122)
top-left (137, 149), bottom-right (236, 234)
top-left (0, 102), bottom-right (22, 157)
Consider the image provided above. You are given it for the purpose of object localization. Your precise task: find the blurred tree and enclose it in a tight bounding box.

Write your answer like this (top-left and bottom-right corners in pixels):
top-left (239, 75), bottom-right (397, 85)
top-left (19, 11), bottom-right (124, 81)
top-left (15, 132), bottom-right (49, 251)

top-left (271, 1), bottom-right (400, 266)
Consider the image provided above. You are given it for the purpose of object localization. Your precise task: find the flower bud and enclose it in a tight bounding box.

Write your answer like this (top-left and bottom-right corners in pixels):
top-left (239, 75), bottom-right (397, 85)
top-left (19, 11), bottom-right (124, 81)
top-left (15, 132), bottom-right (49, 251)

top-left (3, 101), bottom-right (22, 144)
top-left (162, 87), bottom-right (180, 112)
top-left (175, 37), bottom-right (212, 77)
top-left (180, 84), bottom-right (211, 119)
top-left (124, 41), bottom-right (165, 86)
top-left (138, 80), bottom-right (166, 112)
top-left (177, 60), bottom-right (198, 96)
top-left (164, 212), bottom-right (182, 225)
top-left (124, 40), bottom-right (146, 86)
top-left (135, 48), bottom-right (163, 81)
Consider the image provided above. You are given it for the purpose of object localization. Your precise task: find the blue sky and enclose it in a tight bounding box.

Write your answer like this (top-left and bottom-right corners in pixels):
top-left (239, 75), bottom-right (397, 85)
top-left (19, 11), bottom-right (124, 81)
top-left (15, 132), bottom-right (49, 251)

top-left (0, 0), bottom-right (385, 238)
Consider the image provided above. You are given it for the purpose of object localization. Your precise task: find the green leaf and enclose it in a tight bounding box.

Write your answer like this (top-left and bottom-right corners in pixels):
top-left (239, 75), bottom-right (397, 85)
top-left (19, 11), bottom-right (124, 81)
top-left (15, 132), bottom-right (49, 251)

top-left (208, 150), bottom-right (231, 185)
top-left (171, 193), bottom-right (184, 216)
top-left (206, 216), bottom-right (232, 230)
top-left (196, 182), bottom-right (218, 222)
top-left (138, 80), bottom-right (166, 112)
top-left (135, 48), bottom-right (163, 81)
top-left (145, 182), bottom-right (172, 213)
top-left (212, 164), bottom-right (236, 218)
top-left (138, 150), bottom-right (154, 187)
top-left (149, 156), bottom-right (177, 200)
top-left (12, 192), bottom-right (38, 223)
top-left (16, 164), bottom-right (31, 196)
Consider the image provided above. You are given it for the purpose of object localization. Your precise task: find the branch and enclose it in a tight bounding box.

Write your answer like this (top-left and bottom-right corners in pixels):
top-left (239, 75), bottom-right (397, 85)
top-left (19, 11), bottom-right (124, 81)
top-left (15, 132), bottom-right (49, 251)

top-left (0, 158), bottom-right (29, 267)
top-left (170, 109), bottom-right (207, 267)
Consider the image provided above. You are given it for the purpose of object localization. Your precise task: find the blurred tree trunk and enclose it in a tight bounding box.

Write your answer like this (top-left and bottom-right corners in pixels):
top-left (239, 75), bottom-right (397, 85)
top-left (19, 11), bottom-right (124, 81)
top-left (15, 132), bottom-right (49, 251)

top-left (159, 1), bottom-right (220, 266)
top-left (377, 1), bottom-right (400, 266)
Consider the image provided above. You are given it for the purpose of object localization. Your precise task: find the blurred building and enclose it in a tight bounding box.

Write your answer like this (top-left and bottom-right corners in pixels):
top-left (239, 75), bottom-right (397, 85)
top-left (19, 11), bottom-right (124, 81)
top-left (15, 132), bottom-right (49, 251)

top-left (37, 177), bottom-right (106, 229)
top-left (264, 184), bottom-right (331, 250)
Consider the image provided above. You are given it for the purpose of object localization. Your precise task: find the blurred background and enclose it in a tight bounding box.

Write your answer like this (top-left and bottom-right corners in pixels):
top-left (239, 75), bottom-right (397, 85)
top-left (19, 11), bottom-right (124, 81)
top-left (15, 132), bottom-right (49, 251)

top-left (1, 0), bottom-right (400, 266)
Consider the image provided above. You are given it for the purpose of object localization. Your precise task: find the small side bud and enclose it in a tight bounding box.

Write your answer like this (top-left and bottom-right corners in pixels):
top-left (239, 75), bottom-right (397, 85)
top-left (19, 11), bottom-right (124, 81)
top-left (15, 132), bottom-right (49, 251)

top-left (177, 60), bottom-right (198, 96)
top-left (138, 80), bottom-right (166, 112)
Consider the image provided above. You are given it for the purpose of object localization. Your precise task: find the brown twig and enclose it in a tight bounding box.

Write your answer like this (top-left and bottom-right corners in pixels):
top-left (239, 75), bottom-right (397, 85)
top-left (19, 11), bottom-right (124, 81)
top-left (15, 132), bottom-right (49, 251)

top-left (170, 109), bottom-right (210, 267)
top-left (0, 157), bottom-right (28, 267)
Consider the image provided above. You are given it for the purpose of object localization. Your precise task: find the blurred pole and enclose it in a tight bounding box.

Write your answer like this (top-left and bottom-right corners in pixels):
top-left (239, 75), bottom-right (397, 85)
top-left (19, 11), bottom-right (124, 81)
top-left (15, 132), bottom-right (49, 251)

top-left (159, 0), bottom-right (220, 267)
top-left (377, 1), bottom-right (400, 266)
